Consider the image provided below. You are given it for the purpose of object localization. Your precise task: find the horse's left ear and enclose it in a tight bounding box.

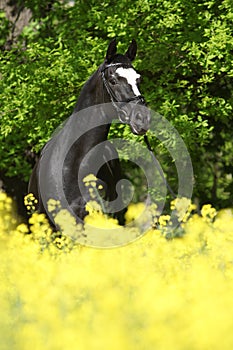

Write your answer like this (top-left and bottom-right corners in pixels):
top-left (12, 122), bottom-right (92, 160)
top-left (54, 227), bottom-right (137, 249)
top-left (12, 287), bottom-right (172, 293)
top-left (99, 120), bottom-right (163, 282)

top-left (125, 39), bottom-right (137, 61)
top-left (106, 38), bottom-right (117, 63)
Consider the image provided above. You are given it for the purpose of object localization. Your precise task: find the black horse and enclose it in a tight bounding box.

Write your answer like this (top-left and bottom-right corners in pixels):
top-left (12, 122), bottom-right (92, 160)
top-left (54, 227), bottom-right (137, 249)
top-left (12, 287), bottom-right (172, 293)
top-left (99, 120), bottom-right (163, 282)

top-left (28, 39), bottom-right (150, 226)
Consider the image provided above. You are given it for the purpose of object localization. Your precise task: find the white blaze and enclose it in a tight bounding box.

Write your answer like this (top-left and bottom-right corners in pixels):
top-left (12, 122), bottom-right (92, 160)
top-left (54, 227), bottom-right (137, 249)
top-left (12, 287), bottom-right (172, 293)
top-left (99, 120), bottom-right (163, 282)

top-left (116, 67), bottom-right (141, 96)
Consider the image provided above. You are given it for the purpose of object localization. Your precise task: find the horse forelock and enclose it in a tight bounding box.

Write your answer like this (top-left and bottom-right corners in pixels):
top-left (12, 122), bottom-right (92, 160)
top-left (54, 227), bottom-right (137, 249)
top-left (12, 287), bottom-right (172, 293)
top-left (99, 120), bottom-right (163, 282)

top-left (103, 54), bottom-right (132, 70)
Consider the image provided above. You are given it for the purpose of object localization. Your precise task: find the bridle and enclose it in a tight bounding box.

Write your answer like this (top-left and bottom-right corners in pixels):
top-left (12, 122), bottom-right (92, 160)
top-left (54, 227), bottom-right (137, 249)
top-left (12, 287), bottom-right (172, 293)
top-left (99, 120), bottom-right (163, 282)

top-left (101, 63), bottom-right (145, 121)
top-left (101, 63), bottom-right (176, 199)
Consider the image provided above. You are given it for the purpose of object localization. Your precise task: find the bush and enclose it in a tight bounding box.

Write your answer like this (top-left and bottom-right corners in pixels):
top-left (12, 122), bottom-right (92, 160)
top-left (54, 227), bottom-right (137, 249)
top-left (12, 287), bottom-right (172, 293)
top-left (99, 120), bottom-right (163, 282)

top-left (0, 0), bottom-right (232, 209)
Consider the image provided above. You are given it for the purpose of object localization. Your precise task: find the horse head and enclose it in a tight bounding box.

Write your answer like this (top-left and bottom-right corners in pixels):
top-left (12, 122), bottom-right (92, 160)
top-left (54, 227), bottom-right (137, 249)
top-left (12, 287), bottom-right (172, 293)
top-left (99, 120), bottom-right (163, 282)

top-left (101, 39), bottom-right (150, 135)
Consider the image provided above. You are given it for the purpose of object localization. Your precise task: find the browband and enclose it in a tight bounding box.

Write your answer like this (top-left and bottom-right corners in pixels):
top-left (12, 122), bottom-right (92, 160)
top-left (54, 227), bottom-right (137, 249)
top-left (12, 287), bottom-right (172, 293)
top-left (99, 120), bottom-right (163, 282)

top-left (101, 62), bottom-right (132, 72)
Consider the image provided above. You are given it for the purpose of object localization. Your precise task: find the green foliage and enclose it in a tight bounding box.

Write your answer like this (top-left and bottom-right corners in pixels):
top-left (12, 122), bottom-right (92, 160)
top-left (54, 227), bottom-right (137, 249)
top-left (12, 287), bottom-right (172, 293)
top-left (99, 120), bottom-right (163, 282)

top-left (0, 0), bottom-right (233, 208)
top-left (0, 11), bottom-right (10, 48)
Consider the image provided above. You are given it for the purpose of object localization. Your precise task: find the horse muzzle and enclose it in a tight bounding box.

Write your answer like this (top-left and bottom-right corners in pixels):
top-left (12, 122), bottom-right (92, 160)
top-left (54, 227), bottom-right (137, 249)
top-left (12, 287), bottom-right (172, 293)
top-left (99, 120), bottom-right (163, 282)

top-left (118, 102), bottom-right (151, 135)
top-left (130, 108), bottom-right (151, 135)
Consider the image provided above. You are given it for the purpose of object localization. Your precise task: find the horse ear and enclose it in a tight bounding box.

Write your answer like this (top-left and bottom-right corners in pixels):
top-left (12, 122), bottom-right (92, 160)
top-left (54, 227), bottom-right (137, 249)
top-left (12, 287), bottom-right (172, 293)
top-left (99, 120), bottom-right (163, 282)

top-left (125, 39), bottom-right (137, 61)
top-left (106, 38), bottom-right (117, 63)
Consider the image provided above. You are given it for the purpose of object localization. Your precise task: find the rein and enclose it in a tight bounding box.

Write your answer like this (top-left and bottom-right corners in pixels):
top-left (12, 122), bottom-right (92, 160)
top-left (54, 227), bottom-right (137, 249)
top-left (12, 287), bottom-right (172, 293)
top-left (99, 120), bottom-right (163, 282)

top-left (144, 134), bottom-right (176, 198)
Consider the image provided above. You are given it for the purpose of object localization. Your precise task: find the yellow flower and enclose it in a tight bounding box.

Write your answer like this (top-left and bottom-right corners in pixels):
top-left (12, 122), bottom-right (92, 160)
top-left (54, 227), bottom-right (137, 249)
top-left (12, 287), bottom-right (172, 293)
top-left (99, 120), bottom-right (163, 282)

top-left (47, 198), bottom-right (61, 213)
top-left (158, 214), bottom-right (171, 227)
top-left (170, 197), bottom-right (196, 222)
top-left (24, 193), bottom-right (38, 214)
top-left (83, 174), bottom-right (98, 187)
top-left (3, 192), bottom-right (233, 350)
top-left (125, 202), bottom-right (146, 223)
top-left (29, 213), bottom-right (47, 225)
top-left (24, 193), bottom-right (36, 205)
top-left (16, 224), bottom-right (29, 234)
top-left (0, 192), bottom-right (7, 201)
top-left (84, 211), bottom-right (119, 228)
top-left (201, 204), bottom-right (217, 223)
top-left (85, 200), bottom-right (102, 214)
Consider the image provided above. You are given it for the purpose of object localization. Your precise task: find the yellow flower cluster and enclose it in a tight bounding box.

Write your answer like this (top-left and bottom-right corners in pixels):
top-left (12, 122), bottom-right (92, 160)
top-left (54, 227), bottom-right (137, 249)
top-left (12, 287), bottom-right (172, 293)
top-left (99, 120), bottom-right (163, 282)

top-left (201, 203), bottom-right (217, 223)
top-left (84, 200), bottom-right (119, 228)
top-left (0, 191), bottom-right (18, 234)
top-left (170, 197), bottom-right (197, 222)
top-left (83, 174), bottom-right (105, 202)
top-left (24, 192), bottom-right (38, 214)
top-left (1, 190), bottom-right (233, 350)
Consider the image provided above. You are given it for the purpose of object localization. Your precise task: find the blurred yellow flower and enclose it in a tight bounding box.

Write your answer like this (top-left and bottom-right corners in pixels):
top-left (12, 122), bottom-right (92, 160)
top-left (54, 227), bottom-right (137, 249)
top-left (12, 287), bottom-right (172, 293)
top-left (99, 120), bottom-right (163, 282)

top-left (125, 202), bottom-right (146, 223)
top-left (16, 223), bottom-right (29, 234)
top-left (1, 192), bottom-right (233, 350)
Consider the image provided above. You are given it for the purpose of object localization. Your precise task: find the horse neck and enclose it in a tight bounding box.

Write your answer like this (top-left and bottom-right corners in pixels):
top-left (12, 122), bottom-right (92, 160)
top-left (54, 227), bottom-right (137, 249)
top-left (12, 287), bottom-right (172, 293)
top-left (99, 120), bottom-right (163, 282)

top-left (73, 65), bottom-right (112, 147)
top-left (74, 65), bottom-right (108, 111)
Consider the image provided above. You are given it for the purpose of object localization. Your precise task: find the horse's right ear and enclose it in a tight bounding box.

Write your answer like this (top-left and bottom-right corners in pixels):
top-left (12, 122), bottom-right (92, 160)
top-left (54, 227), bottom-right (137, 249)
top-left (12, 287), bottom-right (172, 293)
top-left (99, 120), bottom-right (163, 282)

top-left (106, 38), bottom-right (117, 63)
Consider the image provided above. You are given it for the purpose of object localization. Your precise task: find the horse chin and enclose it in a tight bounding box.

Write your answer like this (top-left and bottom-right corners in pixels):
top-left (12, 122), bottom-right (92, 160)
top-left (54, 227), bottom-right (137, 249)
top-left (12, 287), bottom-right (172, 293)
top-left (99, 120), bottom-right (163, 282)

top-left (130, 123), bottom-right (148, 136)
